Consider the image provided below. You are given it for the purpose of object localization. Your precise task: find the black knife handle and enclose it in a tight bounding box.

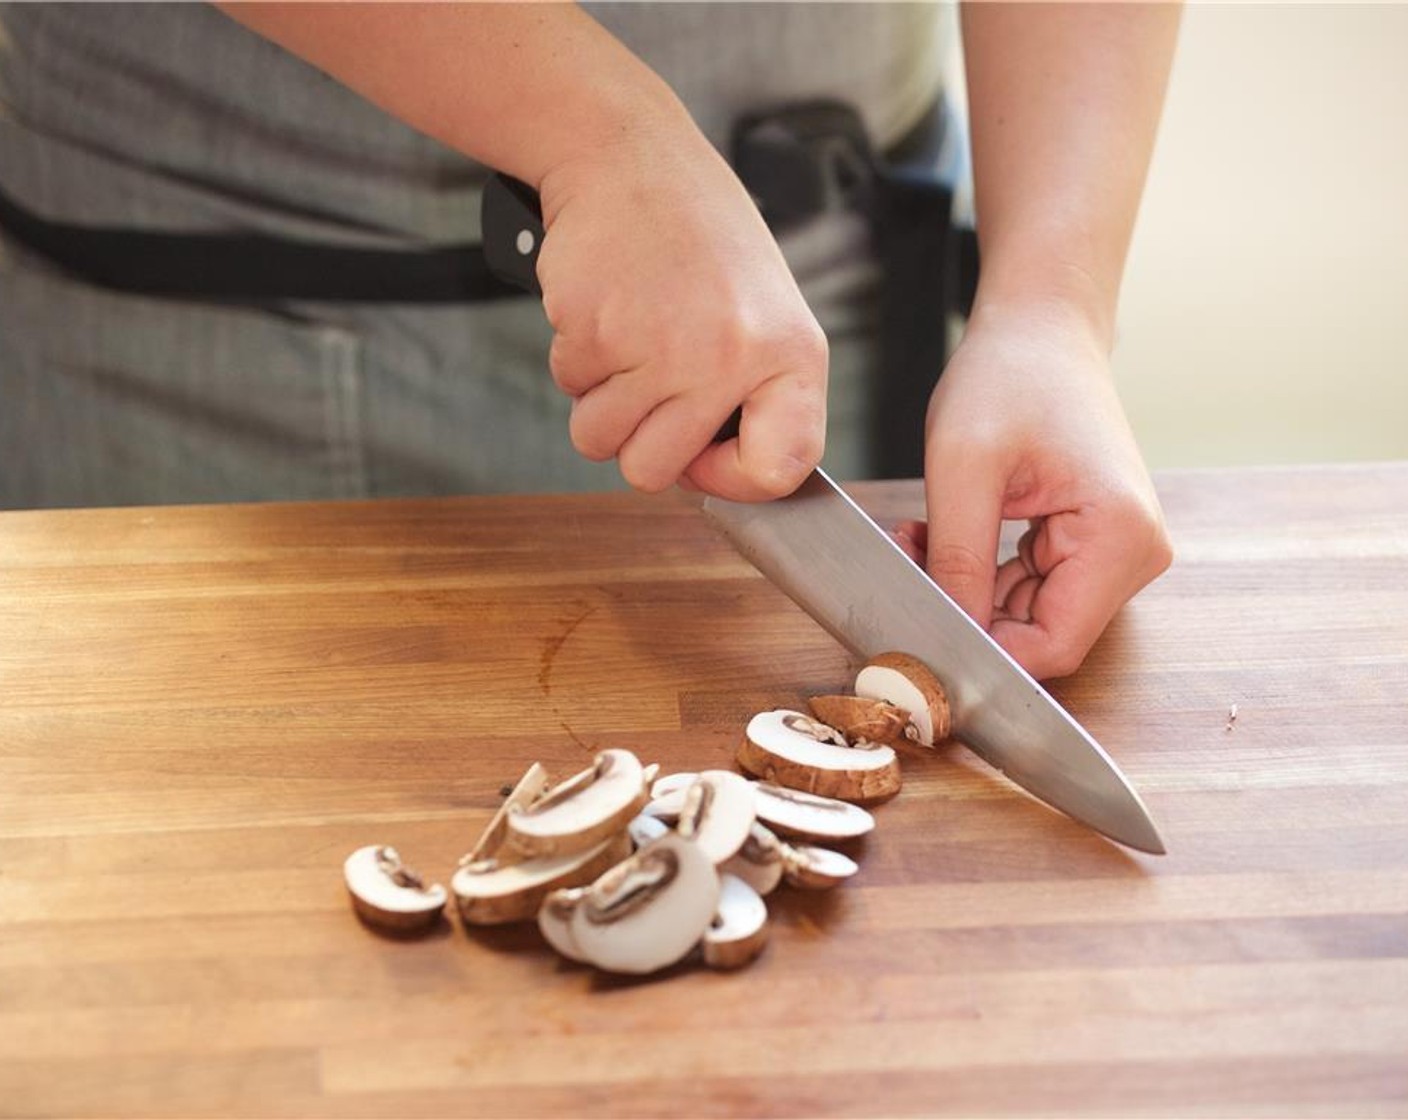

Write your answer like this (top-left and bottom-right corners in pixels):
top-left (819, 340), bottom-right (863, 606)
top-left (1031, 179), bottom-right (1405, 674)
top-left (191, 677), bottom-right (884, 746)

top-left (479, 172), bottom-right (742, 444)
top-left (481, 174), bottom-right (544, 296)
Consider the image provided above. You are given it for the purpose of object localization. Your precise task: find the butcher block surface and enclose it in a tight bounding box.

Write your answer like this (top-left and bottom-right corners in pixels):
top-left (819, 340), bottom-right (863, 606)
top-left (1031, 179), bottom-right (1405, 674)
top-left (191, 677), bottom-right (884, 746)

top-left (1, 463), bottom-right (1405, 1117)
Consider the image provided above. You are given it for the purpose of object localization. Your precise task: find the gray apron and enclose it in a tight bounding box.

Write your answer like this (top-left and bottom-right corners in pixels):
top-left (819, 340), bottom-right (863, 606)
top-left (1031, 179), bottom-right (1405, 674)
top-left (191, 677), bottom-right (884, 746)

top-left (0, 3), bottom-right (949, 508)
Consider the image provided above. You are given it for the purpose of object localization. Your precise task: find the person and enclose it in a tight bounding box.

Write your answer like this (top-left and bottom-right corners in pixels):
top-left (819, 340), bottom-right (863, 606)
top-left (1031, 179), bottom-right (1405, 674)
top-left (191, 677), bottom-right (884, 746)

top-left (0, 2), bottom-right (1177, 680)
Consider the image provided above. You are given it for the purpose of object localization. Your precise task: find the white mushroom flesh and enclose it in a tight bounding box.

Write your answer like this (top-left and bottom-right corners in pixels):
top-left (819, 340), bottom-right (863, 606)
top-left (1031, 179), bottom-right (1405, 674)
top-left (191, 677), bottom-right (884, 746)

top-left (452, 833), bottom-right (628, 925)
top-left (751, 781), bottom-right (876, 841)
top-left (746, 711), bottom-right (898, 774)
top-left (537, 887), bottom-right (588, 962)
top-left (854, 655), bottom-right (948, 745)
top-left (569, 833), bottom-right (720, 975)
top-left (701, 873), bottom-right (770, 969)
top-left (650, 771), bottom-right (698, 800)
top-left (782, 843), bottom-right (860, 890)
top-left (627, 812), bottom-right (671, 849)
top-left (676, 770), bottom-right (756, 865)
top-left (719, 822), bottom-right (786, 897)
top-left (344, 845), bottom-right (446, 930)
top-left (506, 748), bottom-right (646, 856)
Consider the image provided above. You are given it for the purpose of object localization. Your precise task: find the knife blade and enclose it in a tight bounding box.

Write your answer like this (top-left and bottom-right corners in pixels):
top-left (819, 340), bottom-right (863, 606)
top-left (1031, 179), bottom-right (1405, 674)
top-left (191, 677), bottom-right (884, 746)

top-left (479, 173), bottom-right (1164, 854)
top-left (701, 468), bottom-right (1165, 854)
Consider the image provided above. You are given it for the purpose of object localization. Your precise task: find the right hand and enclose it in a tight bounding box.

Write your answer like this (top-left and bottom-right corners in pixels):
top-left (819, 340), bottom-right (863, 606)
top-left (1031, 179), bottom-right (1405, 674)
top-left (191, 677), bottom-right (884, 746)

top-left (534, 110), bottom-right (829, 501)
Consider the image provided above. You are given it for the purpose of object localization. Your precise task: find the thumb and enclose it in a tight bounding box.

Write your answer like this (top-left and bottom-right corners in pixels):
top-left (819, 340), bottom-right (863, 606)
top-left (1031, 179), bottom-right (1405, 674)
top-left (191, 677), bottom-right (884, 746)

top-left (923, 448), bottom-right (1004, 630)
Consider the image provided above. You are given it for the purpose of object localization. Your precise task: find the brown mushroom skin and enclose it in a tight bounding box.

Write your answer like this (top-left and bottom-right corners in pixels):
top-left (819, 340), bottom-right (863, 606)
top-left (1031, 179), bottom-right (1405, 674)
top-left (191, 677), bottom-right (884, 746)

top-left (348, 891), bottom-right (444, 934)
top-left (806, 695), bottom-right (909, 746)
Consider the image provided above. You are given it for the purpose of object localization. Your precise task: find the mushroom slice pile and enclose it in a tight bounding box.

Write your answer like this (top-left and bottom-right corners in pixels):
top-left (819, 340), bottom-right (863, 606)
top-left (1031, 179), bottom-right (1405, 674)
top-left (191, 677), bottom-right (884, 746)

top-left (344, 845), bottom-right (447, 932)
top-left (807, 695), bottom-right (909, 746)
top-left (719, 822), bottom-right (786, 897)
top-left (569, 833), bottom-right (720, 975)
top-left (739, 710), bottom-right (901, 802)
top-left (452, 832), bottom-right (629, 926)
top-left (751, 781), bottom-right (876, 843)
top-left (701, 874), bottom-right (770, 970)
top-left (505, 748), bottom-right (647, 858)
top-left (781, 843), bottom-right (860, 890)
top-left (676, 770), bottom-right (756, 864)
top-left (854, 652), bottom-right (951, 746)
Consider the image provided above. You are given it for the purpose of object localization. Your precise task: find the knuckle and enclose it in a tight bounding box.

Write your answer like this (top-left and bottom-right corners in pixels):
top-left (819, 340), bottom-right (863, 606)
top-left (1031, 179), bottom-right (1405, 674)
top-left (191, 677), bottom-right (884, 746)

top-left (568, 414), bottom-right (614, 463)
top-left (927, 541), bottom-right (990, 585)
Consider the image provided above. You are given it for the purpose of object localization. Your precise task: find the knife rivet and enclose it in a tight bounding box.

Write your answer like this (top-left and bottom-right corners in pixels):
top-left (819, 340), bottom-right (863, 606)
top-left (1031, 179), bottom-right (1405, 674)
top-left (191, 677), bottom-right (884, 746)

top-left (516, 229), bottom-right (536, 256)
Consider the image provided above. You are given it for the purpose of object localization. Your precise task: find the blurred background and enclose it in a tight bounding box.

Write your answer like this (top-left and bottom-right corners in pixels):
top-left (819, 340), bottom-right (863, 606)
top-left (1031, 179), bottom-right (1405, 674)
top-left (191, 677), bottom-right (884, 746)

top-left (1112, 2), bottom-right (1408, 469)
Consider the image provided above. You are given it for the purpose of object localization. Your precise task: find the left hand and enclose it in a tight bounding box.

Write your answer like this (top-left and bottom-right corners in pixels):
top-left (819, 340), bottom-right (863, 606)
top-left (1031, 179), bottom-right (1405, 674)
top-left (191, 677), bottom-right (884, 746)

top-left (892, 299), bottom-right (1173, 680)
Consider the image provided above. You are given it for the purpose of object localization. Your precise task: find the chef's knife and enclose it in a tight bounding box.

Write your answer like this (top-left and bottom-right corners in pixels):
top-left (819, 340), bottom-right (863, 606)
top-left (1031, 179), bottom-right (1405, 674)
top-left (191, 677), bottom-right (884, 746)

top-left (481, 173), bottom-right (1165, 855)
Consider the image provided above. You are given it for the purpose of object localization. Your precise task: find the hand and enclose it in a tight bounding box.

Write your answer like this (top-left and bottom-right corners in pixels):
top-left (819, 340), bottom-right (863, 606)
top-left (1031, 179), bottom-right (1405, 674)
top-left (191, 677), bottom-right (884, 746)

top-left (535, 113), bottom-right (828, 501)
top-left (894, 300), bottom-right (1172, 680)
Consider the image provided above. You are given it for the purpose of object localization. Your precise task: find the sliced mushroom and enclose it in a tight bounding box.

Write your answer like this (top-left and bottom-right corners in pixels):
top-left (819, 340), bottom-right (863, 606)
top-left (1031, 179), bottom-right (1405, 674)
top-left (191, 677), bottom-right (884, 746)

top-left (452, 832), bottom-right (630, 926)
top-left (676, 770), bottom-right (756, 864)
top-left (569, 833), bottom-right (720, 975)
top-left (807, 695), bottom-right (909, 746)
top-left (505, 748), bottom-right (647, 858)
top-left (751, 781), bottom-right (877, 842)
top-left (781, 843), bottom-right (860, 890)
top-left (537, 887), bottom-right (589, 963)
top-left (854, 652), bottom-right (951, 746)
top-left (701, 873), bottom-right (770, 970)
top-left (719, 821), bottom-right (786, 897)
top-left (640, 787), bottom-right (687, 823)
top-left (650, 771), bottom-right (698, 800)
top-left (627, 812), bottom-right (671, 850)
top-left (344, 844), bottom-right (447, 933)
top-left (641, 762), bottom-right (662, 788)
top-left (738, 710), bottom-right (902, 802)
top-left (461, 761), bottom-right (550, 867)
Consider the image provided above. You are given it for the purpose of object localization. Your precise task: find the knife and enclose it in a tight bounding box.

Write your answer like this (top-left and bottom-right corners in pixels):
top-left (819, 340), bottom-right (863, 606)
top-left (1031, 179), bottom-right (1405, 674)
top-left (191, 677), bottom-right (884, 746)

top-left (481, 173), bottom-right (1165, 855)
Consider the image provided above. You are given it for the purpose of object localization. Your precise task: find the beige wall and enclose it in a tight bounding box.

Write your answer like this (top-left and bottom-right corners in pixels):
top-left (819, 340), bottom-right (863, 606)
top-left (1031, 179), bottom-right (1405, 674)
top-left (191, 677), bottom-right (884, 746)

top-left (1115, 3), bottom-right (1408, 469)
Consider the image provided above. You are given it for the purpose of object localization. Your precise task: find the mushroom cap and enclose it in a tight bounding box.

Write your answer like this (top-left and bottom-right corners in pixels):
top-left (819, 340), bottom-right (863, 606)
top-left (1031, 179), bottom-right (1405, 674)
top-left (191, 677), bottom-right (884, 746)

top-left (569, 833), bottom-right (721, 975)
top-left (701, 873), bottom-right (770, 969)
top-left (739, 710), bottom-right (901, 802)
top-left (677, 770), bottom-right (756, 864)
top-left (854, 652), bottom-right (951, 745)
top-left (719, 822), bottom-right (786, 897)
top-left (452, 833), bottom-right (629, 925)
top-left (751, 781), bottom-right (876, 842)
top-left (640, 788), bottom-right (687, 823)
top-left (344, 845), bottom-right (447, 932)
top-left (782, 843), bottom-right (860, 890)
top-left (506, 748), bottom-right (647, 856)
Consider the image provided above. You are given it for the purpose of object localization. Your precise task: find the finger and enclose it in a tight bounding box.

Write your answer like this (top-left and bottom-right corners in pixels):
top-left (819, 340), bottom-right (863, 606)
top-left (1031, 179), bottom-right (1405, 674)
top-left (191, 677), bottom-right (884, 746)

top-left (891, 519), bottom-right (927, 566)
top-left (989, 510), bottom-right (1122, 678)
top-left (1017, 520), bottom-right (1043, 576)
top-left (684, 370), bottom-right (825, 502)
top-left (549, 331), bottom-right (615, 398)
top-left (992, 556), bottom-right (1029, 612)
top-left (922, 445), bottom-right (1005, 629)
top-left (567, 369), bottom-right (657, 463)
top-left (617, 392), bottom-right (738, 494)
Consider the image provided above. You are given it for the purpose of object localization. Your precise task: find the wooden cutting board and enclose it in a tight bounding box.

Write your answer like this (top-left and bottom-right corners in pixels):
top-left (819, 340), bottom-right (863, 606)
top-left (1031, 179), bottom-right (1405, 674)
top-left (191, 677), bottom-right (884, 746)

top-left (1, 463), bottom-right (1405, 1117)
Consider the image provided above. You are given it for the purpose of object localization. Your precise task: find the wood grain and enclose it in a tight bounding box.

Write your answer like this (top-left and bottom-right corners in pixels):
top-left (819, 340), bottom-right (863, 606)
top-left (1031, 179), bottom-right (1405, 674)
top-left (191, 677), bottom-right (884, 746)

top-left (1, 463), bottom-right (1405, 1118)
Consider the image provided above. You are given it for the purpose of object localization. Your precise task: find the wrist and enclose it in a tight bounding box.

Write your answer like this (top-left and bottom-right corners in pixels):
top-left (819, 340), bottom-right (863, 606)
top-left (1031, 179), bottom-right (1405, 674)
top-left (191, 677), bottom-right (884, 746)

top-left (970, 249), bottom-right (1119, 355)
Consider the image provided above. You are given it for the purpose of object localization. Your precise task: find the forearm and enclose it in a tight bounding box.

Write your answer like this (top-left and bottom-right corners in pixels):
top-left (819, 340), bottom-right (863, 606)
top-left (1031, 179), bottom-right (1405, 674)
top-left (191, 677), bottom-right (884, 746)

top-left (215, 2), bottom-right (689, 191)
top-left (960, 2), bottom-right (1181, 348)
